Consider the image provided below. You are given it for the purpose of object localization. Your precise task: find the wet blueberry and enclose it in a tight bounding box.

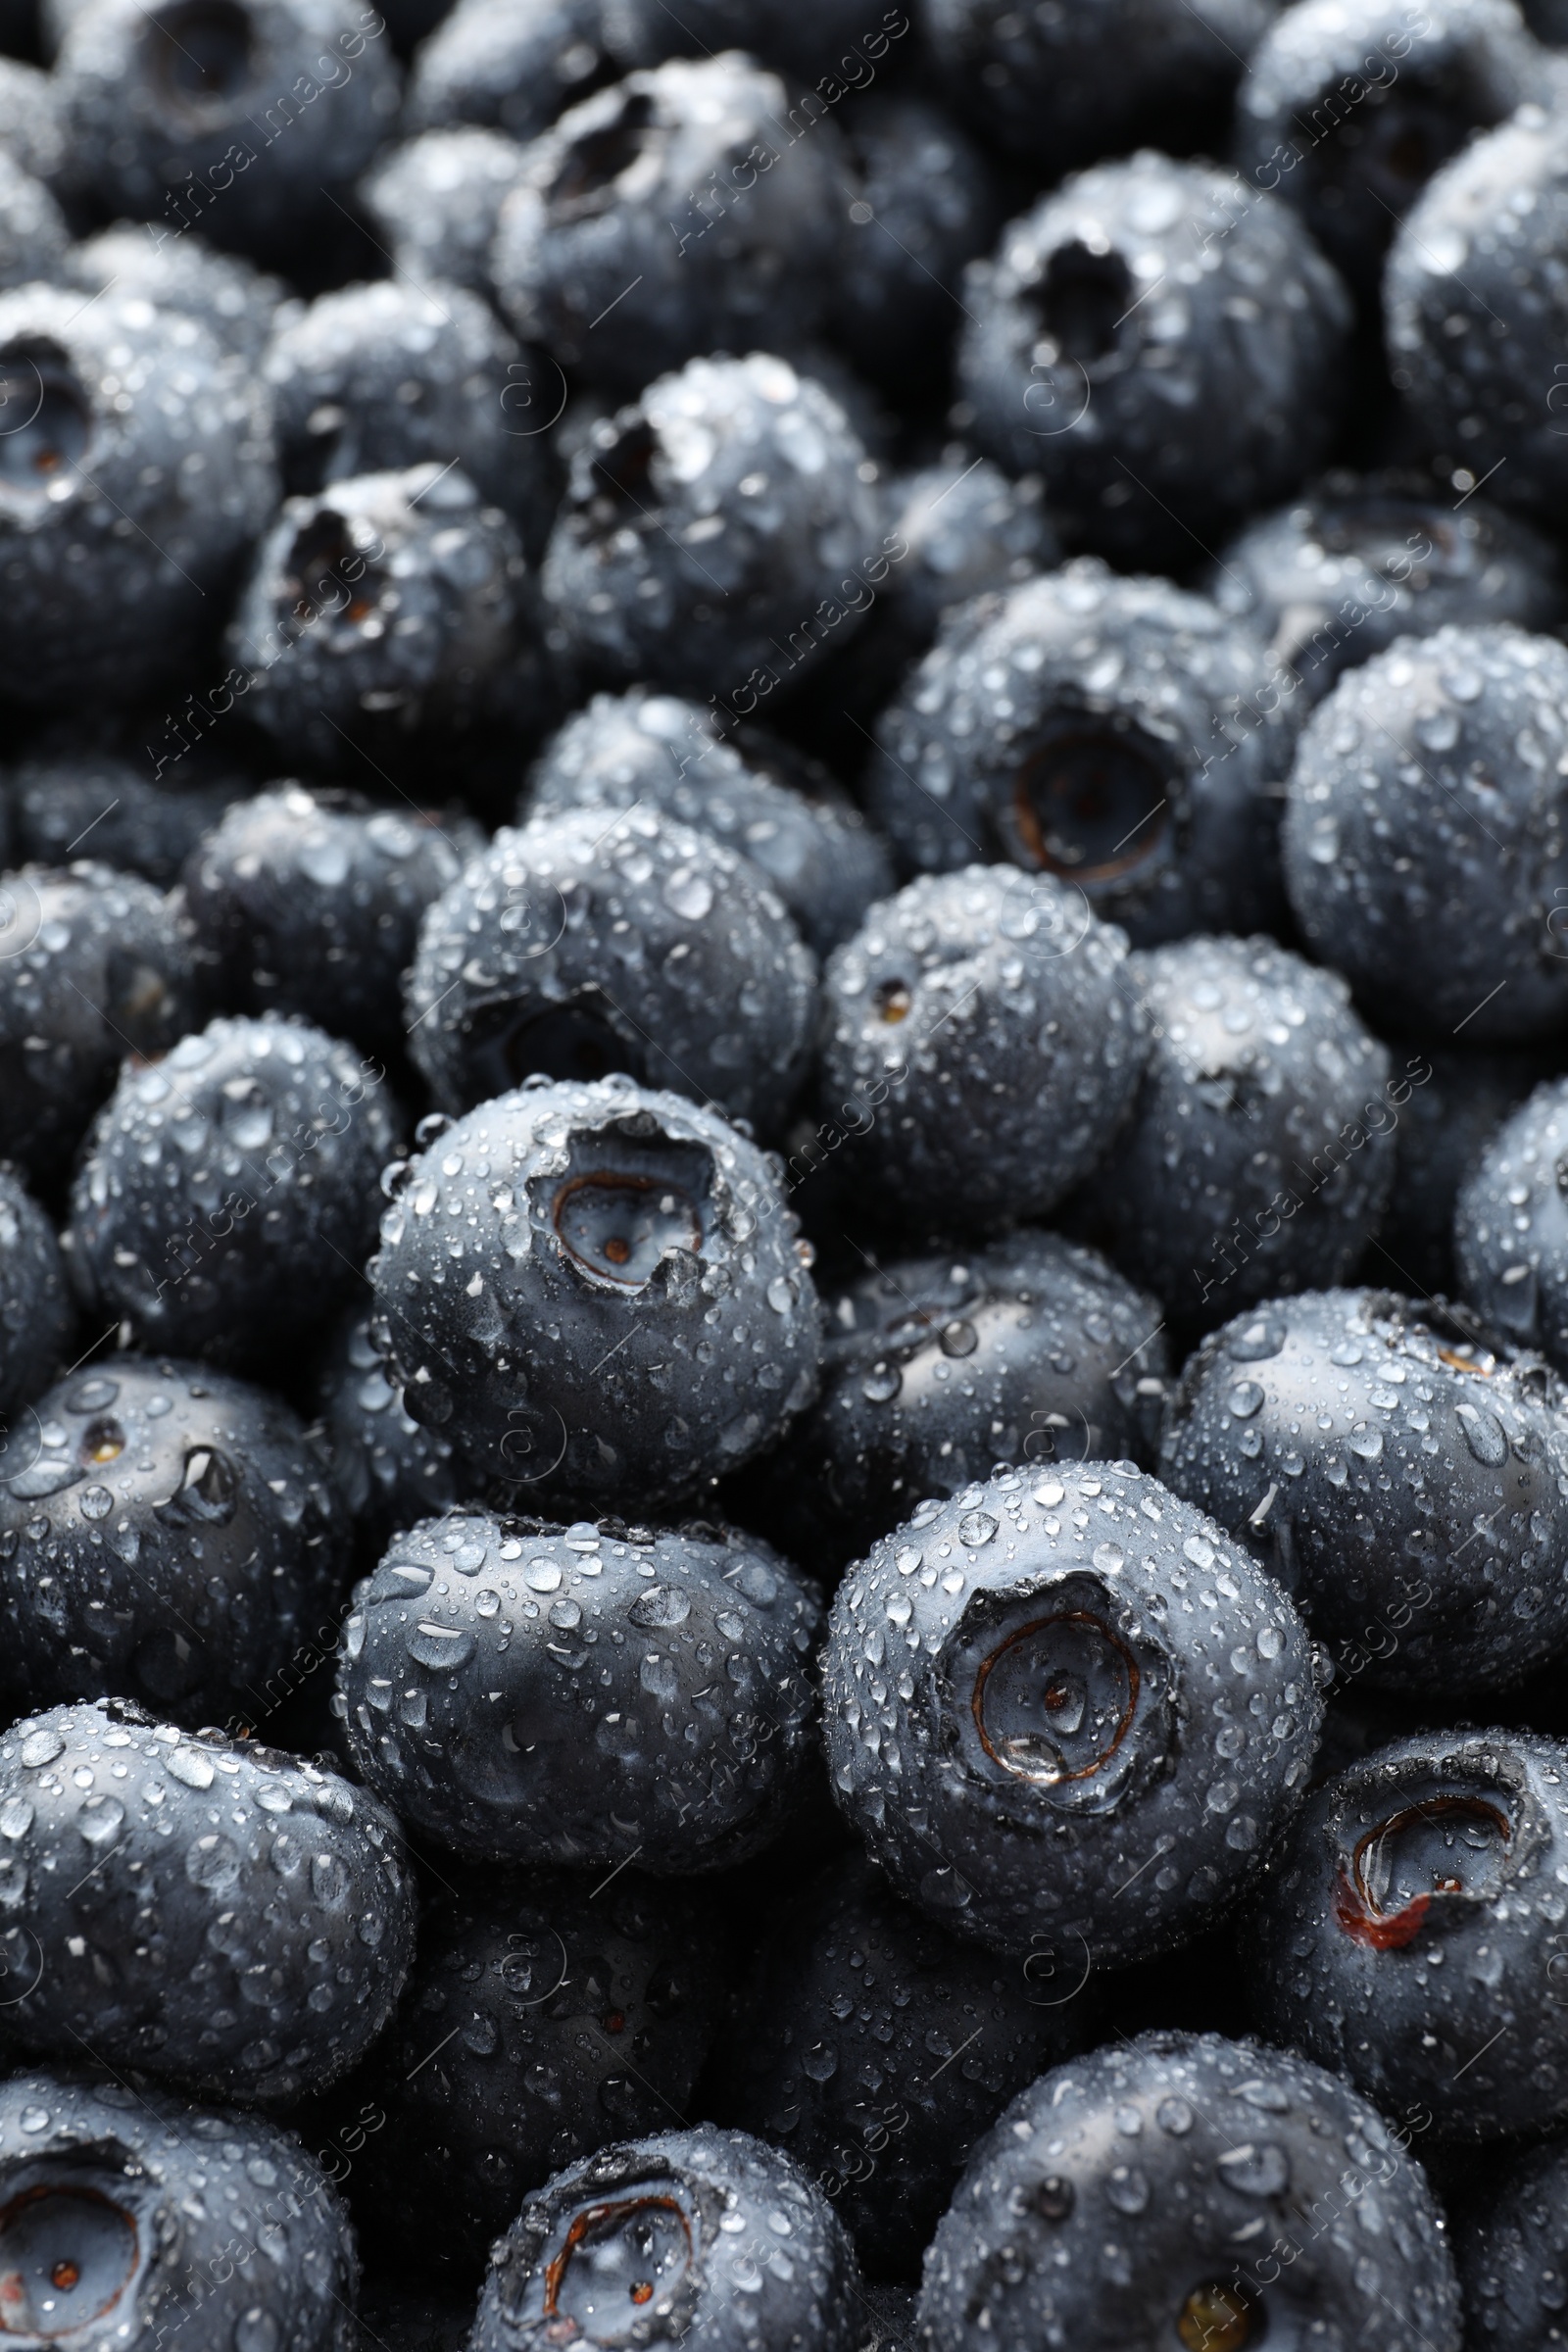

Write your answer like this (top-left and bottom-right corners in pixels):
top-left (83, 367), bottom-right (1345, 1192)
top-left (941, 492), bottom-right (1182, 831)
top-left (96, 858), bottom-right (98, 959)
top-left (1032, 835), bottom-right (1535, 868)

top-left (64, 221), bottom-right (288, 359)
top-left (359, 124), bottom-right (532, 295)
top-left (0, 1351), bottom-right (346, 1726)
top-left (1456, 1077), bottom-right (1568, 1375)
top-left (1453, 2134), bottom-right (1568, 2347)
top-left (1247, 1727), bottom-right (1568, 2143)
top-left (313, 1306), bottom-right (464, 1565)
top-left (0, 1167), bottom-right (72, 1424)
top-left (917, 2031), bottom-right (1459, 2352)
top-left (822, 1463), bottom-right (1321, 1963)
top-left (368, 1076), bottom-right (821, 1504)
top-left (69, 1013), bottom-right (398, 1375)
top-left (8, 728), bottom-right (250, 888)
top-left (1159, 1287), bottom-right (1568, 1695)
top-left (336, 1508), bottom-right (822, 1871)
top-left (818, 865), bottom-right (1148, 1233)
top-left (406, 807), bottom-right (816, 1129)
top-left (468, 2125), bottom-right (863, 2352)
top-left (404, 0), bottom-right (635, 142)
top-left (0, 1696), bottom-right (416, 2104)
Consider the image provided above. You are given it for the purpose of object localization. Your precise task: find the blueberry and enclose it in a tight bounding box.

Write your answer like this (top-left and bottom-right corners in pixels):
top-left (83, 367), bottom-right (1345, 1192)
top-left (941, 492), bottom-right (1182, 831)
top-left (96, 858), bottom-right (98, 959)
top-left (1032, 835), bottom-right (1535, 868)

top-left (738, 1231), bottom-right (1168, 1575)
top-left (64, 221), bottom-right (288, 360)
top-left (1078, 934), bottom-right (1398, 1321)
top-left (406, 808), bottom-right (816, 1129)
top-left (1387, 106), bottom-right (1568, 528)
top-left (468, 2126), bottom-right (862, 2352)
top-left (263, 279), bottom-right (559, 548)
top-left (0, 1351), bottom-right (345, 1724)
top-left (0, 286), bottom-right (276, 706)
top-left (927, 0), bottom-right (1269, 170)
top-left (9, 728), bottom-right (250, 887)
top-left (1208, 476), bottom-right (1563, 706)
top-left (1381, 1040), bottom-right (1552, 1300)
top-left (370, 1077), bottom-right (820, 1502)
top-left (1159, 1288), bottom-right (1568, 1695)
top-left (311, 1306), bottom-right (464, 1562)
top-left (959, 155), bottom-right (1350, 569)
top-left (0, 1695), bottom-right (416, 2103)
top-left (0, 64), bottom-right (67, 195)
top-left (0, 144), bottom-right (68, 283)
top-left (916, 2030), bottom-right (1459, 2352)
top-left (1455, 1077), bottom-right (1568, 1373)
top-left (68, 1014), bottom-right (398, 1375)
top-left (1246, 1726), bottom-right (1568, 2143)
top-left (829, 97), bottom-right (1000, 394)
top-left (227, 464), bottom-right (544, 774)
top-left (359, 125), bottom-right (532, 295)
top-left (349, 1867), bottom-right (723, 2273)
top-left (493, 58), bottom-right (845, 398)
top-left (542, 354), bottom-right (884, 697)
top-left (182, 785), bottom-right (482, 1062)
top-left (819, 866), bottom-right (1147, 1233)
top-left (0, 2068), bottom-right (359, 2349)
top-left (864, 564), bottom-right (1298, 944)
top-left (0, 1165), bottom-right (72, 1421)
top-left (54, 0), bottom-right (399, 264)
top-left (336, 1507), bottom-right (822, 1870)
top-left (0, 862), bottom-right (198, 1185)
top-left (1453, 2135), bottom-right (1568, 2348)
top-left (520, 690), bottom-right (893, 958)
top-left (714, 1852), bottom-right (1098, 2278)
top-left (1236, 0), bottom-right (1540, 302)
top-left (404, 0), bottom-right (638, 141)
top-left (878, 457), bottom-right (1058, 655)
top-left (1282, 624), bottom-right (1568, 1041)
top-left (822, 1463), bottom-right (1321, 1963)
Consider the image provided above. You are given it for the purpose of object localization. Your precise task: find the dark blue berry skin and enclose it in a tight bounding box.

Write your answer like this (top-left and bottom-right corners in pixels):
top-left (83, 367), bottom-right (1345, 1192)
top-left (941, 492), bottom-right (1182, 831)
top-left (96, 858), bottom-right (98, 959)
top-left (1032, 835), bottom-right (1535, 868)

top-left (713, 1852), bottom-right (1099, 2279)
top-left (228, 465), bottom-right (544, 775)
top-left (1387, 107), bottom-right (1568, 528)
top-left (1246, 1728), bottom-right (1568, 2145)
top-left (737, 1232), bottom-right (1168, 1578)
top-left (369, 1077), bottom-right (821, 1503)
top-left (865, 565), bottom-right (1299, 945)
top-left (404, 0), bottom-right (637, 140)
top-left (1282, 625), bottom-right (1568, 1042)
top-left (0, 862), bottom-right (198, 1186)
top-left (1235, 0), bottom-right (1540, 304)
top-left (8, 731), bottom-right (249, 887)
top-left (916, 2032), bottom-right (1460, 2352)
top-left (1076, 934), bottom-right (1398, 1321)
top-left (63, 224), bottom-right (288, 360)
top-left (337, 1508), bottom-right (822, 1872)
top-left (0, 1351), bottom-right (346, 1726)
top-left (819, 867), bottom-right (1148, 1233)
top-left (0, 1165), bottom-right (73, 1420)
top-left (823, 1463), bottom-right (1322, 1965)
top-left (521, 691), bottom-right (893, 960)
top-left (830, 98), bottom-right (1000, 394)
top-left (542, 356), bottom-right (884, 698)
top-left (0, 1697), bottom-right (416, 2106)
top-left (1455, 1078), bottom-right (1568, 1376)
top-left (405, 808), bottom-right (817, 1130)
top-left (1381, 1040), bottom-right (1550, 1300)
top-left (54, 0), bottom-right (399, 265)
top-left (493, 59), bottom-right (846, 397)
top-left (347, 1868), bottom-right (723, 2276)
top-left (69, 1014), bottom-right (398, 1377)
top-left (1208, 478), bottom-right (1564, 707)
top-left (0, 2068), bottom-right (360, 2351)
top-left (263, 280), bottom-right (559, 546)
top-left (0, 144), bottom-right (67, 281)
top-left (181, 786), bottom-right (481, 1064)
top-left (1454, 2136), bottom-right (1568, 2350)
top-left (927, 0), bottom-right (1268, 170)
top-left (0, 287), bottom-right (276, 707)
top-left (313, 1307), bottom-right (463, 1565)
top-left (1158, 1288), bottom-right (1568, 1697)
top-left (878, 460), bottom-right (1058, 656)
top-left (359, 126), bottom-right (531, 296)
top-left (467, 2126), bottom-right (863, 2352)
top-left (959, 156), bottom-right (1351, 570)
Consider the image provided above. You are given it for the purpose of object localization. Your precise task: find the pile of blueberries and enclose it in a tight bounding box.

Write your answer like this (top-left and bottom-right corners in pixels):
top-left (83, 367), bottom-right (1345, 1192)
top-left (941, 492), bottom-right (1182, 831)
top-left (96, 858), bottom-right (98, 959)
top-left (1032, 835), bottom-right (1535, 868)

top-left (12, 0), bottom-right (1568, 2343)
